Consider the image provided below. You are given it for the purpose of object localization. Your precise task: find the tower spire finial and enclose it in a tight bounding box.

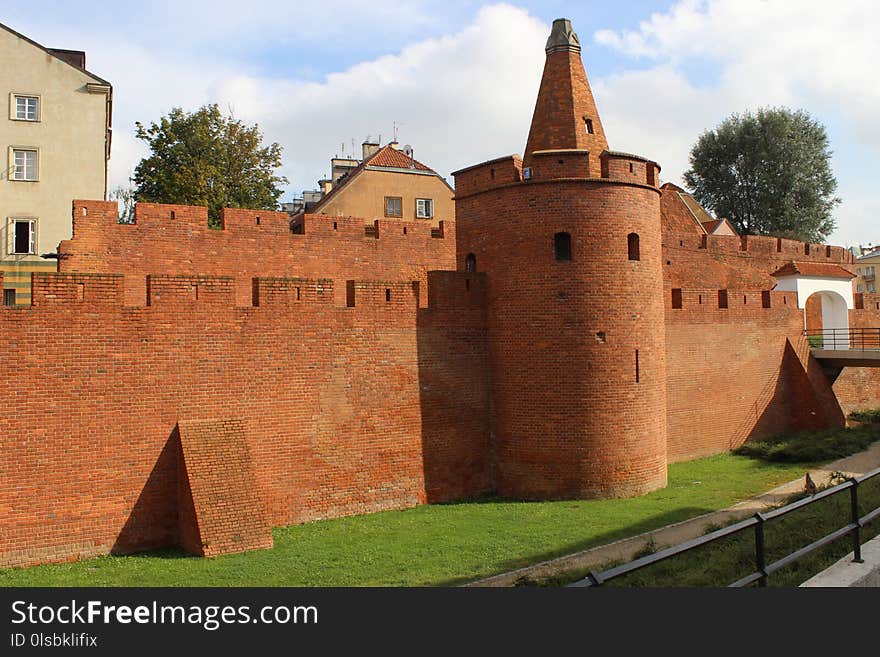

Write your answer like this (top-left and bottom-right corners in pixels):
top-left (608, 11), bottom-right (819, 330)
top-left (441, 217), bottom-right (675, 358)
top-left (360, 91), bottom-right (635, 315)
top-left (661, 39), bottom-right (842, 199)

top-left (546, 18), bottom-right (581, 54)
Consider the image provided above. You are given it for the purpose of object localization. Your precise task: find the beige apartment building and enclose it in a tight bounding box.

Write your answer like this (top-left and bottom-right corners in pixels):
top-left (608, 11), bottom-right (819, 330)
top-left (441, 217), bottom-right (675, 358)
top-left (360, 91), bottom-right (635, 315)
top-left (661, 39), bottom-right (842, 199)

top-left (0, 23), bottom-right (112, 305)
top-left (855, 247), bottom-right (879, 295)
top-left (288, 141), bottom-right (454, 225)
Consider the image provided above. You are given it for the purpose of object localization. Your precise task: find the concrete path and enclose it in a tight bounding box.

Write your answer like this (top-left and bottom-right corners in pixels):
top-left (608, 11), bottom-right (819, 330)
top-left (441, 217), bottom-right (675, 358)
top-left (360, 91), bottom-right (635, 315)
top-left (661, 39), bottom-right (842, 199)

top-left (465, 440), bottom-right (880, 587)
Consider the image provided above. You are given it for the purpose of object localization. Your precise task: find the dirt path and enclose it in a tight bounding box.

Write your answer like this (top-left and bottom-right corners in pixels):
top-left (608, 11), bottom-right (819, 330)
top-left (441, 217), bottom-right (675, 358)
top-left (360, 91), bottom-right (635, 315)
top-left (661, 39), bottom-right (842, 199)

top-left (465, 440), bottom-right (880, 587)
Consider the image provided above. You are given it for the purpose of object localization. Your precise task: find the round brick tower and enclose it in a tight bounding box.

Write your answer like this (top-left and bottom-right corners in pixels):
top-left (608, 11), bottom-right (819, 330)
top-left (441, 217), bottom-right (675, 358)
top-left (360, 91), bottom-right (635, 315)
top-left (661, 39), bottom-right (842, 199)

top-left (453, 18), bottom-right (668, 499)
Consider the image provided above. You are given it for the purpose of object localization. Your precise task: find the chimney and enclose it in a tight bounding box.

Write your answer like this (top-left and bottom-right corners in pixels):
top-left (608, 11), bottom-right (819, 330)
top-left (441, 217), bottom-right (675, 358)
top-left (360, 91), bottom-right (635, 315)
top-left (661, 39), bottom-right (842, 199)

top-left (48, 49), bottom-right (86, 69)
top-left (523, 18), bottom-right (609, 174)
top-left (362, 141), bottom-right (380, 160)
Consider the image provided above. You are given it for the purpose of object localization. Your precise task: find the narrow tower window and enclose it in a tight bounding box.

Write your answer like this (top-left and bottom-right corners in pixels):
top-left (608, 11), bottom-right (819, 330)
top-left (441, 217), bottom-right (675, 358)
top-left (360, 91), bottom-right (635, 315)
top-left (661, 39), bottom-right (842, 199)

top-left (584, 118), bottom-right (594, 134)
top-left (627, 233), bottom-right (640, 261)
top-left (554, 232), bottom-right (572, 261)
top-left (718, 289), bottom-right (729, 309)
top-left (465, 253), bottom-right (477, 273)
top-left (672, 289), bottom-right (683, 309)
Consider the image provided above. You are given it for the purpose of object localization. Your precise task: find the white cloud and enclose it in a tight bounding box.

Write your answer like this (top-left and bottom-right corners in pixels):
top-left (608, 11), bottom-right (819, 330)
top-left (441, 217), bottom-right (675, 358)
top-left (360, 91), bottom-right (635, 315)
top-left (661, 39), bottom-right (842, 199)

top-left (26, 0), bottom-right (875, 246)
top-left (99, 4), bottom-right (547, 199)
top-left (593, 0), bottom-right (880, 246)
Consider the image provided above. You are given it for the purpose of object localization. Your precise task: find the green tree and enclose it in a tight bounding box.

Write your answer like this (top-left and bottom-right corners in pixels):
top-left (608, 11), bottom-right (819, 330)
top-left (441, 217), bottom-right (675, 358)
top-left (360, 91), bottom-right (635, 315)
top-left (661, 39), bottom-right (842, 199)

top-left (132, 104), bottom-right (287, 227)
top-left (683, 107), bottom-right (840, 242)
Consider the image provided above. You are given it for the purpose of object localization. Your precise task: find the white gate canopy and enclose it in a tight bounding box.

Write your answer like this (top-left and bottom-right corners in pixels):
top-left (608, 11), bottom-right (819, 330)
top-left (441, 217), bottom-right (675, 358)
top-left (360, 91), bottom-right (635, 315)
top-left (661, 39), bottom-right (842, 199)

top-left (771, 261), bottom-right (856, 311)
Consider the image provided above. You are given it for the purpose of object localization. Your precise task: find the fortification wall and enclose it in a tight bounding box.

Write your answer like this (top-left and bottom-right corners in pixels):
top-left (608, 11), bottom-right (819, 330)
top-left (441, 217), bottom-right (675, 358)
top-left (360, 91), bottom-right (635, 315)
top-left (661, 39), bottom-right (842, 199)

top-left (663, 231), bottom-right (854, 290)
top-left (0, 271), bottom-right (491, 568)
top-left (833, 298), bottom-right (880, 416)
top-left (664, 289), bottom-right (846, 461)
top-left (58, 201), bottom-right (456, 307)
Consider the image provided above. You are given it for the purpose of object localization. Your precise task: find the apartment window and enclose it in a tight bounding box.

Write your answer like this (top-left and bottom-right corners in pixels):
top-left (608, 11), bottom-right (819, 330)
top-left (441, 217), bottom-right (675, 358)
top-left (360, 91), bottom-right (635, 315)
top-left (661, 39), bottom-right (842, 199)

top-left (12, 149), bottom-right (38, 181)
top-left (8, 219), bottom-right (36, 255)
top-left (13, 95), bottom-right (40, 121)
top-left (384, 196), bottom-right (402, 217)
top-left (3, 289), bottom-right (15, 306)
top-left (416, 198), bottom-right (433, 219)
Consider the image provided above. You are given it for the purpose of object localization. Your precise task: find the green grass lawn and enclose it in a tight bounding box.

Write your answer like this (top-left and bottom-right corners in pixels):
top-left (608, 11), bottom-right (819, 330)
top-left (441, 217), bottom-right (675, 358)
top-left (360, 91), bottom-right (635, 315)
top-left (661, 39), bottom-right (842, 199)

top-left (0, 455), bottom-right (811, 587)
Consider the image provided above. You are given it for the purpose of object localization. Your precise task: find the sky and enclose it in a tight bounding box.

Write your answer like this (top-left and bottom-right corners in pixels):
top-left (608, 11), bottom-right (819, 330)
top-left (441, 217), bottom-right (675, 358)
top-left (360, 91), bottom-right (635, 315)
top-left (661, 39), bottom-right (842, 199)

top-left (4, 0), bottom-right (879, 247)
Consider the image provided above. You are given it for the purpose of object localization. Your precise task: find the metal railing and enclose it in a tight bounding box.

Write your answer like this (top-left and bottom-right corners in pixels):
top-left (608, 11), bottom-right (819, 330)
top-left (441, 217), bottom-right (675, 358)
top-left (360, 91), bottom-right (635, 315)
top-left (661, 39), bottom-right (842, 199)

top-left (804, 327), bottom-right (880, 351)
top-left (568, 466), bottom-right (880, 588)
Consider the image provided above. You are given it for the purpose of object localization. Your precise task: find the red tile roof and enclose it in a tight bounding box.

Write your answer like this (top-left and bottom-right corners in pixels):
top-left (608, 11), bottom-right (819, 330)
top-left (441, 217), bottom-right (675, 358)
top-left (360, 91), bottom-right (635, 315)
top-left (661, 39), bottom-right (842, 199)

top-left (771, 261), bottom-right (856, 279)
top-left (367, 145), bottom-right (434, 172)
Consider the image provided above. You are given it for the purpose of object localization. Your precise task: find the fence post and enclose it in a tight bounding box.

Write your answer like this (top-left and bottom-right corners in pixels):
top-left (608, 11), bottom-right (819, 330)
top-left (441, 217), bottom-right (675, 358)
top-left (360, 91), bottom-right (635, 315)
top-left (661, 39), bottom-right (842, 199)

top-left (850, 479), bottom-right (864, 563)
top-left (754, 512), bottom-right (767, 587)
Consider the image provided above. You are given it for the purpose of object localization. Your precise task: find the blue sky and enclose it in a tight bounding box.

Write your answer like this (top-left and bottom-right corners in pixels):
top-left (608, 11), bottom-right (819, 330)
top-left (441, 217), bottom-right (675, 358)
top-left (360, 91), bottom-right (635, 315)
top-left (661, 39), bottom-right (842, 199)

top-left (4, 1), bottom-right (878, 247)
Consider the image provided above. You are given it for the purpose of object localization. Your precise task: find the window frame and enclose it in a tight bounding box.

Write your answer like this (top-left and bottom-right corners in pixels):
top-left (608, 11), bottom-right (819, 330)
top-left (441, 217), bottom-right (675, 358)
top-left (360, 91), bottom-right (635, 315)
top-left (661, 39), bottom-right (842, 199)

top-left (10, 93), bottom-right (41, 122)
top-left (415, 198), bottom-right (434, 219)
top-left (8, 217), bottom-right (37, 256)
top-left (384, 196), bottom-right (403, 218)
top-left (10, 147), bottom-right (39, 181)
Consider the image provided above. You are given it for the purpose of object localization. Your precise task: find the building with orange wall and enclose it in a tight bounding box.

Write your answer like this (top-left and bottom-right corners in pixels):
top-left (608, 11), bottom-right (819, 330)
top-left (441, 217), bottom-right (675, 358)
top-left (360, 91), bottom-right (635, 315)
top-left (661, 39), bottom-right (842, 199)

top-left (291, 141), bottom-right (454, 225)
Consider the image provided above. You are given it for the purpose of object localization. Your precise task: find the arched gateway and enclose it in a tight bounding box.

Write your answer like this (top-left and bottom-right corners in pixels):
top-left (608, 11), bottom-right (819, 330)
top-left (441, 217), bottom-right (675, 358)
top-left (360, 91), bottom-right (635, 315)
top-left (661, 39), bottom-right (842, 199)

top-left (772, 261), bottom-right (855, 349)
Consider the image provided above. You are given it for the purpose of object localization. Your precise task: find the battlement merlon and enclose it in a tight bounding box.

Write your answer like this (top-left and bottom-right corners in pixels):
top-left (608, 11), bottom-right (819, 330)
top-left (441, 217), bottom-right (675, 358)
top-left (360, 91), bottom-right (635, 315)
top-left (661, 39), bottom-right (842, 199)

top-left (66, 200), bottom-right (452, 243)
top-left (663, 231), bottom-right (854, 266)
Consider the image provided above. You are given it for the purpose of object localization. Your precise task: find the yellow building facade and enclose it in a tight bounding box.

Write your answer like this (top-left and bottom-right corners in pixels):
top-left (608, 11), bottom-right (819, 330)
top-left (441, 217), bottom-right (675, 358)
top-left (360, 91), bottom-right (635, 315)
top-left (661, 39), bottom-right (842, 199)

top-left (0, 23), bottom-right (112, 305)
top-left (856, 248), bottom-right (879, 295)
top-left (305, 143), bottom-right (454, 224)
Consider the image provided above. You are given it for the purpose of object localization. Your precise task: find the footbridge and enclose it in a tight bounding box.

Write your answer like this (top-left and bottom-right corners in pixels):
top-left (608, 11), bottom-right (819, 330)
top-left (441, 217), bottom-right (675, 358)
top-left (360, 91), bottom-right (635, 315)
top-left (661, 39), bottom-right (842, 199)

top-left (807, 328), bottom-right (880, 382)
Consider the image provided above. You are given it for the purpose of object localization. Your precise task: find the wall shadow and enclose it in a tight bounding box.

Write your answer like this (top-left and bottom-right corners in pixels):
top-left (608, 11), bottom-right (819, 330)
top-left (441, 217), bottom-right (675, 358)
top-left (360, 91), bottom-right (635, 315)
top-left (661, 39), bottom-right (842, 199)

top-left (416, 271), bottom-right (495, 504)
top-left (111, 428), bottom-right (180, 555)
top-left (744, 339), bottom-right (838, 445)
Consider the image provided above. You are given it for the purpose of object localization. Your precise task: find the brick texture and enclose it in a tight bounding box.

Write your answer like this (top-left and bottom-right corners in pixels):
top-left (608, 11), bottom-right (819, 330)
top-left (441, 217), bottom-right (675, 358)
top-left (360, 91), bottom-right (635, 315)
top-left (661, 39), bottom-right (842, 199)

top-left (177, 419), bottom-right (273, 557)
top-left (3, 19), bottom-right (880, 568)
top-left (59, 201), bottom-right (456, 307)
top-left (0, 271), bottom-right (490, 568)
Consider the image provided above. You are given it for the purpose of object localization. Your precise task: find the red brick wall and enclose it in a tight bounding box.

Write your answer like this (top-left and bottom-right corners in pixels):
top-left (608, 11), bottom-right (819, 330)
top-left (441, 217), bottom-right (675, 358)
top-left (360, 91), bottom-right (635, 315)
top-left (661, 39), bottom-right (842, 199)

top-left (664, 290), bottom-right (843, 461)
top-left (455, 178), bottom-right (668, 500)
top-left (834, 301), bottom-right (880, 416)
top-left (0, 271), bottom-right (491, 568)
top-left (663, 231), bottom-right (854, 290)
top-left (59, 201), bottom-right (456, 307)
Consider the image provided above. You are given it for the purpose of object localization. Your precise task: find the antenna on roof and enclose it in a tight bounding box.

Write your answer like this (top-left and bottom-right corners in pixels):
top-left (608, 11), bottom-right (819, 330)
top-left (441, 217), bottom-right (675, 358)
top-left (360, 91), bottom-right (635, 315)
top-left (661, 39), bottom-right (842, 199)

top-left (393, 121), bottom-right (399, 143)
top-left (403, 144), bottom-right (414, 169)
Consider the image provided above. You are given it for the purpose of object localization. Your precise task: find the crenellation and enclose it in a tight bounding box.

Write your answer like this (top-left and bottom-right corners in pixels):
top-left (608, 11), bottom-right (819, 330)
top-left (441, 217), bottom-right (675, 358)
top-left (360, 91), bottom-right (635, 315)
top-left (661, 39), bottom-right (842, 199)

top-left (3, 16), bottom-right (879, 570)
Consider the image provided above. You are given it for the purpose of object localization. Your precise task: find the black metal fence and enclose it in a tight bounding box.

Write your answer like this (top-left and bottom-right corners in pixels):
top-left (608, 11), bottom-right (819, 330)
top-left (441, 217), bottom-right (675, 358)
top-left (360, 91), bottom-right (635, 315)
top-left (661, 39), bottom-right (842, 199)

top-left (804, 327), bottom-right (880, 351)
top-left (568, 466), bottom-right (880, 588)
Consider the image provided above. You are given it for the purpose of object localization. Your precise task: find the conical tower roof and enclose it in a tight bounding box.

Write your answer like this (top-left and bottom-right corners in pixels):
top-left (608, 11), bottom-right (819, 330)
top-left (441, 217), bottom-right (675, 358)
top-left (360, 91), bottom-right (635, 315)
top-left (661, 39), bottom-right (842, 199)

top-left (523, 18), bottom-right (608, 173)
